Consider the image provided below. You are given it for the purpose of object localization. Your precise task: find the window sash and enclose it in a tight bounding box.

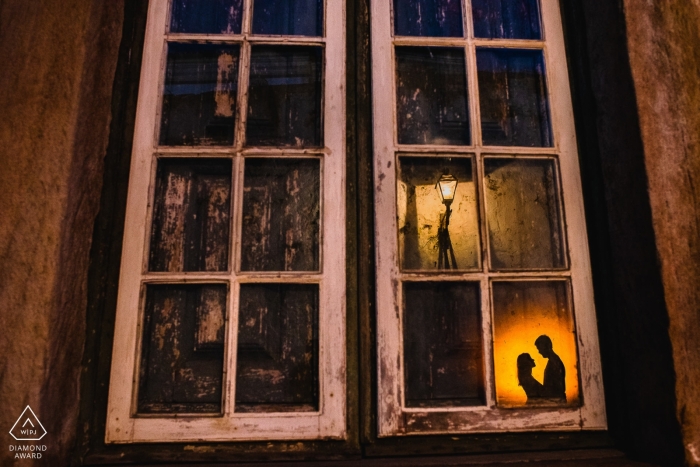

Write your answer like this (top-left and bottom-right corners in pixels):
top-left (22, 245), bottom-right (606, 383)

top-left (106, 0), bottom-right (346, 442)
top-left (371, 0), bottom-right (606, 436)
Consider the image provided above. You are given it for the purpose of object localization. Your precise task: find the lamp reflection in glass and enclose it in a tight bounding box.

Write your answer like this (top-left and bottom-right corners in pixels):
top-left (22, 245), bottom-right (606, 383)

top-left (436, 172), bottom-right (458, 269)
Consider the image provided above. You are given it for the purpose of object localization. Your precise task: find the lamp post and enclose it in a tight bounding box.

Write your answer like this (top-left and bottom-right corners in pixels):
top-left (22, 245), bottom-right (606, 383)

top-left (436, 172), bottom-right (458, 269)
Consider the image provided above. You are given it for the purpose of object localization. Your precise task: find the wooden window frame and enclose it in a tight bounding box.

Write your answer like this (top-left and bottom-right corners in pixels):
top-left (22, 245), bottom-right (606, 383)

top-left (370, 0), bottom-right (607, 436)
top-left (105, 0), bottom-right (347, 443)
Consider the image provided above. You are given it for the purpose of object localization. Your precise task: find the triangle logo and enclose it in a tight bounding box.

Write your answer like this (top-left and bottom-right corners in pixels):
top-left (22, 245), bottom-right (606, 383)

top-left (9, 406), bottom-right (47, 441)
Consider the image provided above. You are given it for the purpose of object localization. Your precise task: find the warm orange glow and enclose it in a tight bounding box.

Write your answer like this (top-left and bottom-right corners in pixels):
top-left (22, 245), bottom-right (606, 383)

top-left (493, 313), bottom-right (579, 407)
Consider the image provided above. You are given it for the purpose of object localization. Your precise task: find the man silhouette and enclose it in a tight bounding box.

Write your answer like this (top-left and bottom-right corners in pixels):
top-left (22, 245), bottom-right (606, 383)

top-left (534, 335), bottom-right (566, 402)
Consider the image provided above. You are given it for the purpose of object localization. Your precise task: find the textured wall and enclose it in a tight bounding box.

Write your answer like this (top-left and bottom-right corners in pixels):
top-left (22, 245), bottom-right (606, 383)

top-left (0, 1), bottom-right (123, 465)
top-left (622, 2), bottom-right (700, 466)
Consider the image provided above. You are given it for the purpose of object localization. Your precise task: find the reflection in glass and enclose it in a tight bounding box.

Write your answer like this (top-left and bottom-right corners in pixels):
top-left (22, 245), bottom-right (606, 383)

top-left (472, 0), bottom-right (541, 39)
top-left (396, 47), bottom-right (470, 145)
top-left (235, 284), bottom-right (318, 412)
top-left (241, 159), bottom-right (320, 271)
top-left (170, 0), bottom-right (243, 34)
top-left (160, 43), bottom-right (240, 146)
top-left (149, 159), bottom-right (232, 272)
top-left (246, 46), bottom-right (323, 147)
top-left (393, 0), bottom-right (463, 37)
top-left (398, 157), bottom-right (479, 271)
top-left (403, 282), bottom-right (484, 407)
top-left (476, 48), bottom-right (551, 147)
top-left (137, 284), bottom-right (227, 414)
top-left (492, 281), bottom-right (579, 407)
top-left (252, 0), bottom-right (323, 36)
top-left (484, 158), bottom-right (565, 270)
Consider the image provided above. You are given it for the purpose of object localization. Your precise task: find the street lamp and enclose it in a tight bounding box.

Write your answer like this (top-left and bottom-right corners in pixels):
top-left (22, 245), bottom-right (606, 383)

top-left (436, 172), bottom-right (458, 269)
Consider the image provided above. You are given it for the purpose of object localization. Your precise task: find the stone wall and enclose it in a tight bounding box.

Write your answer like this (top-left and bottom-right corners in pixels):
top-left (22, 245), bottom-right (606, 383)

top-left (0, 1), bottom-right (123, 465)
top-left (622, 2), bottom-right (700, 466)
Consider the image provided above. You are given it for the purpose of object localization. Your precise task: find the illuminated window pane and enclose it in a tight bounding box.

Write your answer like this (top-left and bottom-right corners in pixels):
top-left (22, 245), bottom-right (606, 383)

top-left (396, 47), bottom-right (471, 145)
top-left (138, 284), bottom-right (227, 414)
top-left (492, 280), bottom-right (579, 408)
top-left (393, 0), bottom-right (464, 37)
top-left (484, 158), bottom-right (566, 270)
top-left (403, 282), bottom-right (484, 407)
top-left (398, 157), bottom-right (480, 271)
top-left (471, 0), bottom-right (541, 39)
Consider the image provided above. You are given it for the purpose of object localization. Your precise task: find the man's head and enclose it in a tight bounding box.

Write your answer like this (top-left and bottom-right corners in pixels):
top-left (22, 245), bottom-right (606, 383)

top-left (535, 335), bottom-right (553, 357)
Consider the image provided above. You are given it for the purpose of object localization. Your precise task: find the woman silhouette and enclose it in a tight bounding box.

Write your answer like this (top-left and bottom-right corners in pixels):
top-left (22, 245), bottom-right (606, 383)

top-left (517, 353), bottom-right (545, 403)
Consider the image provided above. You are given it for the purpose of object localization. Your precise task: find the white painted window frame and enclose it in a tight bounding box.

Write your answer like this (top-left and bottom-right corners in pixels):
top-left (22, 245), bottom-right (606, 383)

top-left (106, 0), bottom-right (346, 443)
top-left (371, 0), bottom-right (607, 436)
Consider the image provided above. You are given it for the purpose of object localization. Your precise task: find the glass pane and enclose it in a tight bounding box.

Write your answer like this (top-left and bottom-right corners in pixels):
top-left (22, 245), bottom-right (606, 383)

top-left (252, 0), bottom-right (323, 36)
top-left (393, 0), bottom-right (463, 37)
top-left (396, 47), bottom-right (470, 145)
top-left (235, 284), bottom-right (318, 412)
top-left (398, 157), bottom-right (479, 270)
top-left (170, 0), bottom-right (243, 34)
top-left (241, 159), bottom-right (320, 271)
top-left (472, 0), bottom-right (541, 39)
top-left (403, 282), bottom-right (484, 407)
top-left (492, 281), bottom-right (579, 408)
top-left (484, 158), bottom-right (565, 270)
top-left (476, 48), bottom-right (552, 147)
top-left (149, 159), bottom-right (232, 272)
top-left (246, 46), bottom-right (323, 147)
top-left (160, 43), bottom-right (240, 146)
top-left (138, 284), bottom-right (227, 414)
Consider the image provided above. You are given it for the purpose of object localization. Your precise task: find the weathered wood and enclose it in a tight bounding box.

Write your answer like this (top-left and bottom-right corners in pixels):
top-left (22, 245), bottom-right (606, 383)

top-left (246, 46), bottom-right (323, 147)
top-left (241, 158), bottom-right (320, 271)
top-left (149, 159), bottom-right (232, 272)
top-left (403, 282), bottom-right (484, 407)
top-left (395, 47), bottom-right (470, 145)
top-left (235, 284), bottom-right (319, 412)
top-left (138, 284), bottom-right (227, 414)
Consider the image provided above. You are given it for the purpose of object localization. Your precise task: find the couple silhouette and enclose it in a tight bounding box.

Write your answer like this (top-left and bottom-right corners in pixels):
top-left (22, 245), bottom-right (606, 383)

top-left (517, 335), bottom-right (566, 404)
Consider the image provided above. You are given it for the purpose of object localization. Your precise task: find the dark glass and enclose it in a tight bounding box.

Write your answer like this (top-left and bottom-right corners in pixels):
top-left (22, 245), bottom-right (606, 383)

top-left (246, 46), bottom-right (323, 147)
top-left (160, 43), bottom-right (240, 146)
top-left (403, 282), bottom-right (484, 407)
top-left (252, 0), bottom-right (323, 36)
top-left (398, 157), bottom-right (479, 270)
top-left (170, 0), bottom-right (243, 34)
top-left (396, 47), bottom-right (470, 145)
top-left (241, 159), bottom-right (320, 271)
top-left (472, 0), bottom-right (541, 39)
top-left (476, 48), bottom-right (552, 147)
top-left (235, 284), bottom-right (319, 412)
top-left (149, 159), bottom-right (232, 272)
top-left (484, 158), bottom-right (565, 270)
top-left (137, 284), bottom-right (227, 414)
top-left (393, 0), bottom-right (463, 37)
top-left (491, 280), bottom-right (579, 407)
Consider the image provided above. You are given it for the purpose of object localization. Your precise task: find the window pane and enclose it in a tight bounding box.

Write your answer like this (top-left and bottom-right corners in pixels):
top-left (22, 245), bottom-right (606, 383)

top-left (241, 159), bottom-right (320, 271)
top-left (476, 48), bottom-right (552, 147)
top-left (393, 0), bottom-right (463, 37)
top-left (252, 0), bottom-right (323, 36)
top-left (170, 0), bottom-right (243, 34)
top-left (160, 43), bottom-right (240, 146)
top-left (138, 284), bottom-right (227, 414)
top-left (398, 157), bottom-right (479, 270)
top-left (492, 281), bottom-right (579, 408)
top-left (149, 159), bottom-right (232, 272)
top-left (472, 0), bottom-right (541, 39)
top-left (235, 284), bottom-right (319, 412)
top-left (246, 46), bottom-right (323, 147)
top-left (396, 47), bottom-right (470, 145)
top-left (484, 158), bottom-right (565, 270)
top-left (403, 282), bottom-right (484, 407)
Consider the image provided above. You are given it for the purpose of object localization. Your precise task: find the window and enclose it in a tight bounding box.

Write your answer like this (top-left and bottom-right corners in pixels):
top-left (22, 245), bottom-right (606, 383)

top-left (106, 0), bottom-right (346, 442)
top-left (371, 0), bottom-right (606, 435)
